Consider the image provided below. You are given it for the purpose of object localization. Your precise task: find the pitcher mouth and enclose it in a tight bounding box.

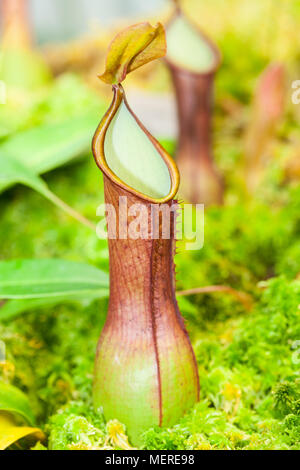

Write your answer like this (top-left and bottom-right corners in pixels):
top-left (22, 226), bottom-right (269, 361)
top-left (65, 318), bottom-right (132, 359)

top-left (164, 8), bottom-right (221, 78)
top-left (92, 84), bottom-right (180, 204)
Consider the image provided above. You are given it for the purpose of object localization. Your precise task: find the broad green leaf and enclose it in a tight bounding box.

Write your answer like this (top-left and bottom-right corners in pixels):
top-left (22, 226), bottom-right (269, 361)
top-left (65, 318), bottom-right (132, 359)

top-left (99, 22), bottom-right (166, 84)
top-left (0, 259), bottom-right (109, 299)
top-left (0, 293), bottom-right (108, 321)
top-left (0, 113), bottom-right (99, 194)
top-left (0, 413), bottom-right (45, 450)
top-left (0, 151), bottom-right (50, 194)
top-left (0, 152), bottom-right (96, 230)
top-left (0, 382), bottom-right (35, 425)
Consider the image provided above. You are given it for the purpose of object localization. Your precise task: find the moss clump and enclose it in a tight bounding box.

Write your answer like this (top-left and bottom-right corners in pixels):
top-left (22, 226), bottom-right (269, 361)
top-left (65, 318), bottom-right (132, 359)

top-left (48, 403), bottom-right (106, 450)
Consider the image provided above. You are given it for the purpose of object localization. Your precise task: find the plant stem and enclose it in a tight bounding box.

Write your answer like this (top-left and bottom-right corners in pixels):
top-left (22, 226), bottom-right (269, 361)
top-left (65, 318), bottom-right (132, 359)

top-left (177, 285), bottom-right (253, 311)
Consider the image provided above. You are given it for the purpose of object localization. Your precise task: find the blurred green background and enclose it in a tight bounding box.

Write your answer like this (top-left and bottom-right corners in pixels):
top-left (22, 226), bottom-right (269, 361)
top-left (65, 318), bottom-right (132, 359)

top-left (0, 0), bottom-right (299, 451)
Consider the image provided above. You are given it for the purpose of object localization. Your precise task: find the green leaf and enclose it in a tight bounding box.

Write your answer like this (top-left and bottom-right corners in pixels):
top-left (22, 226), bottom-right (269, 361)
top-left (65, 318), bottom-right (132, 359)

top-left (99, 22), bottom-right (166, 84)
top-left (0, 293), bottom-right (108, 321)
top-left (0, 259), bottom-right (109, 299)
top-left (0, 151), bottom-right (50, 194)
top-left (0, 152), bottom-right (96, 230)
top-left (0, 413), bottom-right (45, 450)
top-left (0, 113), bottom-right (99, 194)
top-left (0, 382), bottom-right (35, 425)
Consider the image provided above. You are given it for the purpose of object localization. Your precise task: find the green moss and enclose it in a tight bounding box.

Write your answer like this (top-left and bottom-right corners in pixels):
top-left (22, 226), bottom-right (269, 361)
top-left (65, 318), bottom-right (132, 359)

top-left (47, 403), bottom-right (106, 450)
